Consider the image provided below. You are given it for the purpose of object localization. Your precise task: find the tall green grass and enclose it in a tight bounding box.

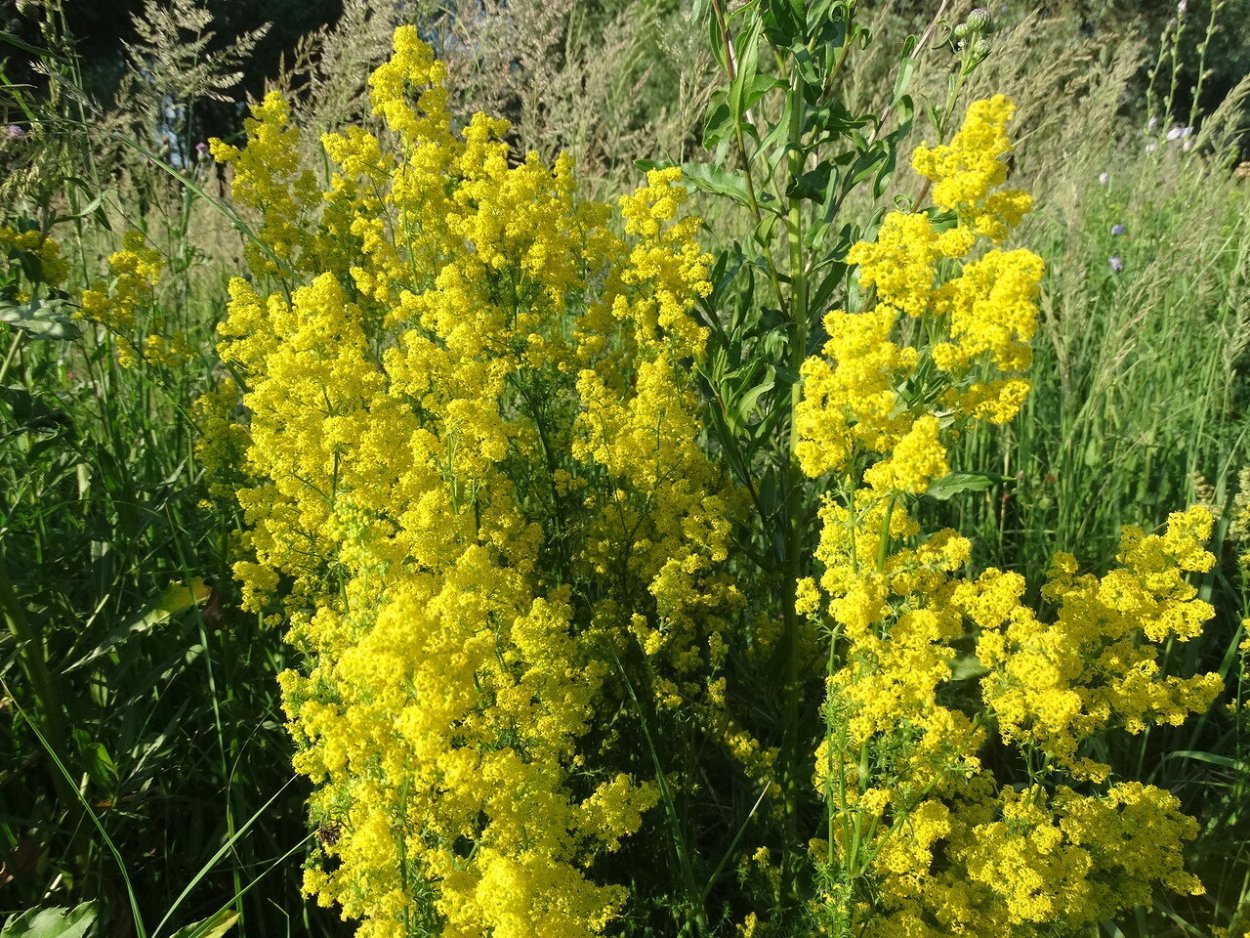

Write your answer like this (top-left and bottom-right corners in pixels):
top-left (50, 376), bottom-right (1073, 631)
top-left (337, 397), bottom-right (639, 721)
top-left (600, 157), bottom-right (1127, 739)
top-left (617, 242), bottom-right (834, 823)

top-left (0, 7), bottom-right (344, 935)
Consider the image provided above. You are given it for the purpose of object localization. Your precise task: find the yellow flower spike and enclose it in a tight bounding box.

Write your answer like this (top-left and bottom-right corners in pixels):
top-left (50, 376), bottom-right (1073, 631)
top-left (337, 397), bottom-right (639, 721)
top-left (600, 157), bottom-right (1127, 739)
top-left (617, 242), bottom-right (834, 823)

top-left (795, 95), bottom-right (1217, 935)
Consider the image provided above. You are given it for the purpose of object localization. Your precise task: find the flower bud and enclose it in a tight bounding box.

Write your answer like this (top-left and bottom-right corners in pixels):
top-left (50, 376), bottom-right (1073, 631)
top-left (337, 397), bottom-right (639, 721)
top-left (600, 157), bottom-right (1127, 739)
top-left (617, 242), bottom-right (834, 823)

top-left (973, 37), bottom-right (992, 59)
top-left (967, 8), bottom-right (994, 32)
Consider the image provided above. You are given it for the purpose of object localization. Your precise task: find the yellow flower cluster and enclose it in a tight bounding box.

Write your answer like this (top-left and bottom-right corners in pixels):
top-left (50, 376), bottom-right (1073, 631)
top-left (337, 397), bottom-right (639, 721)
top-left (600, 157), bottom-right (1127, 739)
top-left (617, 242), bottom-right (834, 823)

top-left (796, 97), bottom-right (1042, 499)
top-left (796, 97), bottom-right (1221, 934)
top-left (210, 26), bottom-right (742, 937)
top-left (210, 92), bottom-right (320, 275)
top-left (962, 506), bottom-right (1223, 780)
top-left (0, 224), bottom-right (68, 288)
top-left (76, 232), bottom-right (165, 368)
top-left (912, 94), bottom-right (1035, 241)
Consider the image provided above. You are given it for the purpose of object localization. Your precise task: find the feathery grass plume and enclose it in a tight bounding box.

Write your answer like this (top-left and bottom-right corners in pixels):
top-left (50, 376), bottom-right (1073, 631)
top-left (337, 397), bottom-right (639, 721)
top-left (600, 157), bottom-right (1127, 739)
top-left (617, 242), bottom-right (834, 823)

top-left (425, 0), bottom-right (712, 197)
top-left (274, 0), bottom-right (424, 142)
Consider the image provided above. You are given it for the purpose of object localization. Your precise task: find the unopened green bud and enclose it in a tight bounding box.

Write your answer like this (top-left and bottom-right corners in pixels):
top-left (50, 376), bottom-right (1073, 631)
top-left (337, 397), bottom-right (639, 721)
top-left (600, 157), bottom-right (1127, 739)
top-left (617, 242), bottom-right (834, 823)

top-left (952, 22), bottom-right (969, 41)
top-left (973, 37), bottom-right (992, 58)
top-left (967, 8), bottom-right (994, 32)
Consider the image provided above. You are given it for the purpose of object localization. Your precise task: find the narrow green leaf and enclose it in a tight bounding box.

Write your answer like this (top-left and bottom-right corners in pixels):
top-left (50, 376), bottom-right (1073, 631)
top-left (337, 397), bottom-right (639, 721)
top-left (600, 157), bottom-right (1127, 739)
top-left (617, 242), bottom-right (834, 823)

top-left (66, 579), bottom-right (211, 673)
top-left (167, 911), bottom-right (239, 938)
top-left (0, 30), bottom-right (51, 56)
top-left (708, 6), bottom-right (728, 73)
top-left (1163, 750), bottom-right (1246, 770)
top-left (891, 34), bottom-right (919, 106)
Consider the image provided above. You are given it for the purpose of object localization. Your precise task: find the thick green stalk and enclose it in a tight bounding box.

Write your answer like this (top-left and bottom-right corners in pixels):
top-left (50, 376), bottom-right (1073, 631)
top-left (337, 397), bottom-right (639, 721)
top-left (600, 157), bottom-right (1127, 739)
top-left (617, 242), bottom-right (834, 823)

top-left (778, 61), bottom-right (811, 911)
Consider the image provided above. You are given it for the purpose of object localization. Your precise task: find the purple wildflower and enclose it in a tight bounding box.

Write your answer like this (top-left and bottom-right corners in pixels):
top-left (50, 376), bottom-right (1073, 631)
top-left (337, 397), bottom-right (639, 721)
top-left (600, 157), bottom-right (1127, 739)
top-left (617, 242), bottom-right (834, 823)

top-left (1109, 256), bottom-right (1124, 273)
top-left (1111, 224), bottom-right (1125, 236)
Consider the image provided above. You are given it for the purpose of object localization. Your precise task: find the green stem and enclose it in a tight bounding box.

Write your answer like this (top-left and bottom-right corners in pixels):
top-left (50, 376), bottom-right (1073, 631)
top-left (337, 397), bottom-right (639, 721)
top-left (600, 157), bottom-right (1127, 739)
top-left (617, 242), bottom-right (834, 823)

top-left (611, 648), bottom-right (709, 936)
top-left (709, 0), bottom-right (791, 319)
top-left (778, 57), bottom-right (811, 913)
top-left (0, 556), bottom-right (71, 785)
top-left (0, 328), bottom-right (25, 386)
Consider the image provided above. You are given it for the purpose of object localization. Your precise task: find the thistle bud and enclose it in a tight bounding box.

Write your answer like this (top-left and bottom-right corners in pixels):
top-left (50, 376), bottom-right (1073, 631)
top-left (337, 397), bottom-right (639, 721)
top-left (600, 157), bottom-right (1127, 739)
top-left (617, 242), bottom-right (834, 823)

top-left (952, 22), bottom-right (969, 42)
top-left (967, 7), bottom-right (994, 32)
top-left (973, 37), bottom-right (992, 59)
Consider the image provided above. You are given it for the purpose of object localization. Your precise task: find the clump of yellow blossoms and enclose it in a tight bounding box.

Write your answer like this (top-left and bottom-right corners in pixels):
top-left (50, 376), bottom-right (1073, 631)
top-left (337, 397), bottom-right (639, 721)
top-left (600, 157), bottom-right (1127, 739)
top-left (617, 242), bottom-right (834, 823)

top-left (208, 26), bottom-right (745, 938)
top-left (206, 31), bottom-right (1228, 935)
top-left (0, 223), bottom-right (68, 289)
top-left (75, 231), bottom-right (186, 369)
top-left (797, 95), bottom-right (1222, 935)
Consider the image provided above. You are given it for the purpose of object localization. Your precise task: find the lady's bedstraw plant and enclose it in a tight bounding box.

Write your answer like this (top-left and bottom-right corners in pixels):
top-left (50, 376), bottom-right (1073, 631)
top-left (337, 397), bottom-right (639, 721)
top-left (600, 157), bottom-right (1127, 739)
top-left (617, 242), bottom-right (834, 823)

top-left (207, 10), bottom-right (1228, 938)
top-left (792, 98), bottom-right (1222, 935)
top-left (683, 2), bottom-right (1225, 936)
top-left (207, 25), bottom-right (744, 938)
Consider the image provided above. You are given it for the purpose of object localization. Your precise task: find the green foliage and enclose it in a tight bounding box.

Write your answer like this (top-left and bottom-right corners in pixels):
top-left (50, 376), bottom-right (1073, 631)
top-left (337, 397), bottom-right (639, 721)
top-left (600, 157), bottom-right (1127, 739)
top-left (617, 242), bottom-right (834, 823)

top-left (0, 20), bottom-right (339, 938)
top-left (1, 904), bottom-right (97, 938)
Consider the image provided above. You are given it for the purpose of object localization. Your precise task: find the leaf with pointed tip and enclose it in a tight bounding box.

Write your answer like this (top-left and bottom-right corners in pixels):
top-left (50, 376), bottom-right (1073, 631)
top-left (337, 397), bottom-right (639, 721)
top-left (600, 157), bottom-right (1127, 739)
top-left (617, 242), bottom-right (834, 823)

top-left (0, 299), bottom-right (81, 340)
top-left (923, 471), bottom-right (1013, 502)
top-left (1, 904), bottom-right (97, 938)
top-left (680, 162), bottom-right (753, 209)
top-left (168, 910), bottom-right (239, 938)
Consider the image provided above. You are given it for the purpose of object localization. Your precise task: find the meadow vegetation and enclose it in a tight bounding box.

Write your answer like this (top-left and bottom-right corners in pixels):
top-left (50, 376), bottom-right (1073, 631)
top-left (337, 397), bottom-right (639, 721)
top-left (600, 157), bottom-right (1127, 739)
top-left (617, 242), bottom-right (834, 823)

top-left (1, 1), bottom-right (1249, 936)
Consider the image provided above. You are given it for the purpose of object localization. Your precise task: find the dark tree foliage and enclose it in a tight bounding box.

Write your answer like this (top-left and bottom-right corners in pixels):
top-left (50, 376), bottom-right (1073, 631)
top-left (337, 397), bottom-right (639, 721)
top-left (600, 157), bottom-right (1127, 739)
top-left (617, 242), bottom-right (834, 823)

top-left (2, 0), bottom-right (344, 138)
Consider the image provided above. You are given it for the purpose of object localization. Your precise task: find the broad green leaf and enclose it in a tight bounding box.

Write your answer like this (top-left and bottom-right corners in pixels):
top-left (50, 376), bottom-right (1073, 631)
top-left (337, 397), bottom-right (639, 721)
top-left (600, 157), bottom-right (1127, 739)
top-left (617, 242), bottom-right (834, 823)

top-left (680, 162), bottom-right (753, 208)
top-left (752, 213), bottom-right (779, 248)
top-left (807, 99), bottom-right (872, 137)
top-left (785, 159), bottom-right (833, 202)
top-left (703, 96), bottom-right (733, 149)
top-left (950, 654), bottom-right (989, 681)
top-left (761, 0), bottom-right (804, 47)
top-left (633, 159), bottom-right (670, 174)
top-left (924, 471), bottom-right (1014, 502)
top-left (733, 377), bottom-right (774, 428)
top-left (0, 298), bottom-right (81, 340)
top-left (1, 904), bottom-right (96, 938)
top-left (0, 385), bottom-right (72, 436)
